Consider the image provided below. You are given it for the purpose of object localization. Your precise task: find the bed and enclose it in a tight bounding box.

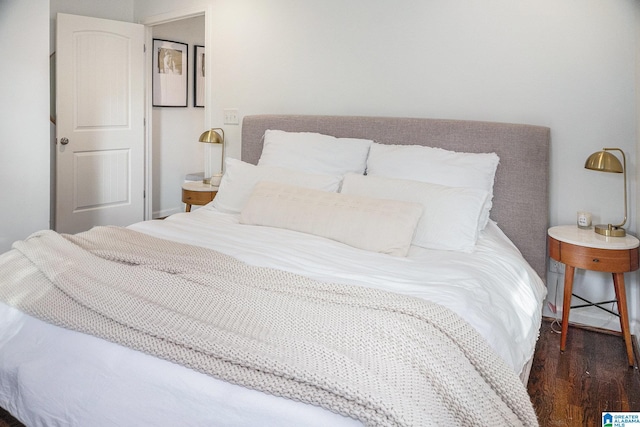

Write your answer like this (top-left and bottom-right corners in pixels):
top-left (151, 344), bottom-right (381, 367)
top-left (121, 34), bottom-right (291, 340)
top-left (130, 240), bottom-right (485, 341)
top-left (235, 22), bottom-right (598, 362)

top-left (0, 114), bottom-right (549, 426)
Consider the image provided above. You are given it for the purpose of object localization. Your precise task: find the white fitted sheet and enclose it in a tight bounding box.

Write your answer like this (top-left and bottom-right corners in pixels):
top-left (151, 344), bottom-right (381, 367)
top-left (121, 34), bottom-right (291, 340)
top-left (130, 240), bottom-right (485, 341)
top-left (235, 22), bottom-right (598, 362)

top-left (0, 207), bottom-right (546, 426)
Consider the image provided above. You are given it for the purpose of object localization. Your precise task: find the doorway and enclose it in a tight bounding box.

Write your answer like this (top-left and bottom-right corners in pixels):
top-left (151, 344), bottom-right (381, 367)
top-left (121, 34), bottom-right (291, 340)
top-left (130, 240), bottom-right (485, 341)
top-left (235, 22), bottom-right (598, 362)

top-left (147, 15), bottom-right (207, 218)
top-left (142, 6), bottom-right (213, 219)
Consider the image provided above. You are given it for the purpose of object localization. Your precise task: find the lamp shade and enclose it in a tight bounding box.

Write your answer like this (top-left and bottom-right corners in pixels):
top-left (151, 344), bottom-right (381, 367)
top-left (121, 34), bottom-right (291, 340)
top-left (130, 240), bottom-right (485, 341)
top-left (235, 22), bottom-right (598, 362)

top-left (584, 150), bottom-right (623, 173)
top-left (199, 129), bottom-right (224, 144)
top-left (584, 147), bottom-right (627, 237)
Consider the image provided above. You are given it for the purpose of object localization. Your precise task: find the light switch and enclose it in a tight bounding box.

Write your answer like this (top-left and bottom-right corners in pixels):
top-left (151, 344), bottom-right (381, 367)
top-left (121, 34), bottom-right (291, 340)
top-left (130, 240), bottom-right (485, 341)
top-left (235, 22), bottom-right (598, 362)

top-left (223, 108), bottom-right (239, 125)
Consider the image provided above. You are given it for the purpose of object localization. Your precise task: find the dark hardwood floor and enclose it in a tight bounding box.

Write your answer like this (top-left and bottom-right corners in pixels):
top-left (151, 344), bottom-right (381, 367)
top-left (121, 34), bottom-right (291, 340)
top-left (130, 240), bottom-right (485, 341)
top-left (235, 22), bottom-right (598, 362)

top-left (1, 319), bottom-right (638, 426)
top-left (528, 319), bottom-right (640, 426)
top-left (0, 407), bottom-right (22, 427)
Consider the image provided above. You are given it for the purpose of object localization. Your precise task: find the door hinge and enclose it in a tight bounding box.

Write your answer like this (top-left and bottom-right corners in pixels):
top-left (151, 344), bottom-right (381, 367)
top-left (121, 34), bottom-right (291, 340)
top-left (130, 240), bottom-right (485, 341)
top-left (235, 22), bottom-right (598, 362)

top-left (144, 44), bottom-right (146, 53)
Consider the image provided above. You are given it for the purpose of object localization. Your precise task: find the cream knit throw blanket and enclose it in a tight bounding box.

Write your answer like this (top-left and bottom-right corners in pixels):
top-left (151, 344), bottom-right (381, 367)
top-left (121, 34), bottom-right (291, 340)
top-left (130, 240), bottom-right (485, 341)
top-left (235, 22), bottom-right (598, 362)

top-left (0, 226), bottom-right (538, 427)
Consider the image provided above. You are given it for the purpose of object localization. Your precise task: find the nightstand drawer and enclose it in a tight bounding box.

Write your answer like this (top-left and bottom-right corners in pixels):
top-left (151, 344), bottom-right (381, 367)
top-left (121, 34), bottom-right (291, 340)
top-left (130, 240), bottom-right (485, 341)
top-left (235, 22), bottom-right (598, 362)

top-left (181, 182), bottom-right (219, 212)
top-left (182, 190), bottom-right (216, 205)
top-left (549, 237), bottom-right (639, 273)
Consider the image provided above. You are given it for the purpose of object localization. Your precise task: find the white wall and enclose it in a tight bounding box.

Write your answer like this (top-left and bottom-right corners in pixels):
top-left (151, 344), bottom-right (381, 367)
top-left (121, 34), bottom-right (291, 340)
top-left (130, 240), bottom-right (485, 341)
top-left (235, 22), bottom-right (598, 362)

top-left (151, 16), bottom-right (206, 218)
top-left (135, 0), bottom-right (640, 335)
top-left (0, 0), bottom-right (50, 253)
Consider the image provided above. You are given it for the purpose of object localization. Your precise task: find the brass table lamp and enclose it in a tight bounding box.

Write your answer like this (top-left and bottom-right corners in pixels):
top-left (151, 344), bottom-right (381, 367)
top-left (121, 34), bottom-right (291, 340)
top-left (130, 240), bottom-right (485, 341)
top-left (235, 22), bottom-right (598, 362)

top-left (199, 128), bottom-right (225, 185)
top-left (584, 148), bottom-right (627, 237)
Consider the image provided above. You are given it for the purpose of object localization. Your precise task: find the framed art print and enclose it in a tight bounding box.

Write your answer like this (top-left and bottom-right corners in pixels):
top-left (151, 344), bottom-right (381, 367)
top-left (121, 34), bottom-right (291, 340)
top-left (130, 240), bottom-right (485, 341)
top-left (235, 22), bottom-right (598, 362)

top-left (153, 39), bottom-right (188, 107)
top-left (194, 45), bottom-right (205, 107)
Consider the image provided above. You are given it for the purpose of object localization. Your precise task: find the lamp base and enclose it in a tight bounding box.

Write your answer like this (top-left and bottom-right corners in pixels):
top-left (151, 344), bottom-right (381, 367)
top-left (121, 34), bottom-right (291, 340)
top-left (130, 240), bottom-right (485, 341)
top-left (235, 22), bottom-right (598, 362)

top-left (593, 224), bottom-right (626, 237)
top-left (201, 174), bottom-right (221, 186)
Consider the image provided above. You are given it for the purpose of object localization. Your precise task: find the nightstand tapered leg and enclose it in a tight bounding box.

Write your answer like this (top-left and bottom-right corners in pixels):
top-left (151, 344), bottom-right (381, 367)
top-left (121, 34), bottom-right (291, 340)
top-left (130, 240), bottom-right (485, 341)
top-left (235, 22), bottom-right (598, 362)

top-left (612, 272), bottom-right (634, 366)
top-left (560, 265), bottom-right (575, 351)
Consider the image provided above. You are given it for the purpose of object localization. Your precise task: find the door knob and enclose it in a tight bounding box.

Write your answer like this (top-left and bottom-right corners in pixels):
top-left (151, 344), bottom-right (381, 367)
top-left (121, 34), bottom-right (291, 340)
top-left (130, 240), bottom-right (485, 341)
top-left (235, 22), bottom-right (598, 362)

top-left (60, 137), bottom-right (69, 145)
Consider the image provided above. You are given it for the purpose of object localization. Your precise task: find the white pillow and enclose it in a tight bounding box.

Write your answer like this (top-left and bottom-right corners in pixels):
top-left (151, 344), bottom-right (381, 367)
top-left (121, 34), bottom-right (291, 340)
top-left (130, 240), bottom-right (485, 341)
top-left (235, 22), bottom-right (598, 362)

top-left (341, 174), bottom-right (489, 252)
top-left (211, 158), bottom-right (342, 213)
top-left (240, 181), bottom-right (423, 257)
top-left (365, 143), bottom-right (499, 229)
top-left (257, 129), bottom-right (373, 176)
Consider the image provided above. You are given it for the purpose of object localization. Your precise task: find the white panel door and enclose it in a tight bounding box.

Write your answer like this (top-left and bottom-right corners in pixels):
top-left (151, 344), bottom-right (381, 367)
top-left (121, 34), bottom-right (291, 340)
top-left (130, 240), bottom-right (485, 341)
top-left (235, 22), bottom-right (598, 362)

top-left (56, 13), bottom-right (145, 234)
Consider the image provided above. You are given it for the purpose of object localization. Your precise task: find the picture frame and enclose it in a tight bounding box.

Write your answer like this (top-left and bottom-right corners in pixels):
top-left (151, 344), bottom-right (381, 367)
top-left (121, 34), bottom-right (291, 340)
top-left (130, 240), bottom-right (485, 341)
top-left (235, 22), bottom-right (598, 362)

top-left (194, 45), bottom-right (205, 108)
top-left (152, 39), bottom-right (188, 107)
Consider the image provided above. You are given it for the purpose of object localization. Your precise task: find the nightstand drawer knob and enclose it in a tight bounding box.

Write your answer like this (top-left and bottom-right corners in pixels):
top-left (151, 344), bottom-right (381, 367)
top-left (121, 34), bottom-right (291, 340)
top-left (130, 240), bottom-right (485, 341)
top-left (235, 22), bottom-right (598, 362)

top-left (593, 258), bottom-right (599, 263)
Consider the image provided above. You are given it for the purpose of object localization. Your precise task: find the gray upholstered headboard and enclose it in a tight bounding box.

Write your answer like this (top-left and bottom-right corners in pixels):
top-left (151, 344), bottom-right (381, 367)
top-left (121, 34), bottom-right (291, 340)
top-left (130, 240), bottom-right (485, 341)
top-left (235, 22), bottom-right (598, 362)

top-left (241, 114), bottom-right (550, 281)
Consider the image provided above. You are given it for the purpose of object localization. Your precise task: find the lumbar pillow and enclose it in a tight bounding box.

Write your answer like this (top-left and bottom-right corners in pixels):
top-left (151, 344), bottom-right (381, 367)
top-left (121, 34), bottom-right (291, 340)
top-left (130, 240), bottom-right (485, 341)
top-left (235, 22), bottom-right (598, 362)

top-left (240, 181), bottom-right (423, 257)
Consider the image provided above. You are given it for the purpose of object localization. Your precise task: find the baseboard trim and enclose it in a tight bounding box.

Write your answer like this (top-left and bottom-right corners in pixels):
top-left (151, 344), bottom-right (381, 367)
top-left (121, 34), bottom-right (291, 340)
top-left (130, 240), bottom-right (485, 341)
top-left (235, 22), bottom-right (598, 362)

top-left (633, 334), bottom-right (640, 370)
top-left (542, 315), bottom-right (623, 336)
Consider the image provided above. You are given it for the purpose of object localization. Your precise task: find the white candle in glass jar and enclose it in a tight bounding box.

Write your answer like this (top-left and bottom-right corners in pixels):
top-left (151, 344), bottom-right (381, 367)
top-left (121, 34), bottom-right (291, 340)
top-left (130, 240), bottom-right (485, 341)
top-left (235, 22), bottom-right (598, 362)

top-left (577, 211), bottom-right (592, 229)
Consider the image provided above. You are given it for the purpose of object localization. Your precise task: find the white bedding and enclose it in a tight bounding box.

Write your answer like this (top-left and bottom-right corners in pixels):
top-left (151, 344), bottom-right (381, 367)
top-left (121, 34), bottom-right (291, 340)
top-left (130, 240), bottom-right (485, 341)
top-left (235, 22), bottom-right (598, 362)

top-left (0, 206), bottom-right (545, 426)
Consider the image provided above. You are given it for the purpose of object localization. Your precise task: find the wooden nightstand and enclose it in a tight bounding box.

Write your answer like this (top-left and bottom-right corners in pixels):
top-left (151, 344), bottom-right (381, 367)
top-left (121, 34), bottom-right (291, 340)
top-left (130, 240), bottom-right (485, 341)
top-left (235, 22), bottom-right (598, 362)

top-left (182, 181), bottom-right (218, 212)
top-left (548, 225), bottom-right (639, 366)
